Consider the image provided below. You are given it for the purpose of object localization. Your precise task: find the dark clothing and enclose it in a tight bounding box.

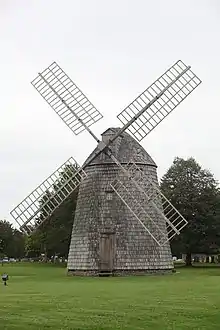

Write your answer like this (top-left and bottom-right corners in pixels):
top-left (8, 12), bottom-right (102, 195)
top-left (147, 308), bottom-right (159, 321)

top-left (2, 274), bottom-right (8, 285)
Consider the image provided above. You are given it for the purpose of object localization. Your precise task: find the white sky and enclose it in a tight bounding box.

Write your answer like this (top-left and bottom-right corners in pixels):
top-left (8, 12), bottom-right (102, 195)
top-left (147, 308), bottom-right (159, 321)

top-left (1, 0), bottom-right (220, 225)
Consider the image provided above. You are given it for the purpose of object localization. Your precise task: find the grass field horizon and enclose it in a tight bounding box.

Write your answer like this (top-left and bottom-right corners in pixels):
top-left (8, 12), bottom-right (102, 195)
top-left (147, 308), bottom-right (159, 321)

top-left (0, 263), bottom-right (220, 330)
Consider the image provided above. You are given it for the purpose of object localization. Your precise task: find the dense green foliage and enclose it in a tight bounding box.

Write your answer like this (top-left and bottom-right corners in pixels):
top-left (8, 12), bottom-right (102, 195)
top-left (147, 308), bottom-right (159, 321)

top-left (0, 220), bottom-right (25, 258)
top-left (26, 190), bottom-right (77, 258)
top-left (26, 163), bottom-right (79, 258)
top-left (161, 157), bottom-right (220, 264)
top-left (0, 263), bottom-right (220, 329)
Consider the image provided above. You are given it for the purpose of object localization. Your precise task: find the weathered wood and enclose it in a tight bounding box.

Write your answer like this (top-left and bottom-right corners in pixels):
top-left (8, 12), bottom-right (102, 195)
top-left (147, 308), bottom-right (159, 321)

top-left (99, 231), bottom-right (115, 272)
top-left (67, 128), bottom-right (173, 275)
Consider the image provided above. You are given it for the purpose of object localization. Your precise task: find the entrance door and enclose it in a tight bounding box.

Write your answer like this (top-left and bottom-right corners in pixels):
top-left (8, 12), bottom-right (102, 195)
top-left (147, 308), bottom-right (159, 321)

top-left (99, 232), bottom-right (115, 272)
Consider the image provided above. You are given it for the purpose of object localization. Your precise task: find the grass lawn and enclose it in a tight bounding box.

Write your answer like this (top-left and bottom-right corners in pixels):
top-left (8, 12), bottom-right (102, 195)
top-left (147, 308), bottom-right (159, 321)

top-left (0, 264), bottom-right (220, 329)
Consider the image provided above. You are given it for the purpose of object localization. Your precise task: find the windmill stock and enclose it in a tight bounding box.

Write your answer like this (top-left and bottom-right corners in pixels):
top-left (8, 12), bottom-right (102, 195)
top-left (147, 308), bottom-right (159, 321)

top-left (10, 60), bottom-right (201, 275)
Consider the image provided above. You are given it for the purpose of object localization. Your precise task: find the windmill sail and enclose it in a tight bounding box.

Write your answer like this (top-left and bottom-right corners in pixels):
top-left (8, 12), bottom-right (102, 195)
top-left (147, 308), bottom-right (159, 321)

top-left (31, 62), bottom-right (103, 139)
top-left (117, 60), bottom-right (201, 142)
top-left (110, 161), bottom-right (187, 246)
top-left (10, 157), bottom-right (86, 234)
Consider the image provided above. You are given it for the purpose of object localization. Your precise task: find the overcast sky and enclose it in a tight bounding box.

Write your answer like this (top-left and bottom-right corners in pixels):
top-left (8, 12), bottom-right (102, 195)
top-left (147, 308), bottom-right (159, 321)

top-left (1, 0), bottom-right (220, 225)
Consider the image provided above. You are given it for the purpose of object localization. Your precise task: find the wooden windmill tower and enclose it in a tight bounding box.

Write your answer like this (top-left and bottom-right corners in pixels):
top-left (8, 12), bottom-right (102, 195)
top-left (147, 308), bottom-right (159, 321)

top-left (10, 60), bottom-right (201, 275)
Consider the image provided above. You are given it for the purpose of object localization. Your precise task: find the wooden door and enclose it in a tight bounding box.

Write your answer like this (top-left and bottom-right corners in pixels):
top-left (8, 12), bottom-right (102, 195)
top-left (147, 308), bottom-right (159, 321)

top-left (99, 232), bottom-right (115, 272)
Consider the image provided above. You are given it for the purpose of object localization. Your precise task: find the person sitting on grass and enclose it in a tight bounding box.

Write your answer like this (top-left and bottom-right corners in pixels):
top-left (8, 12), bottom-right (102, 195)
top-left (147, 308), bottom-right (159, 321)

top-left (2, 273), bottom-right (9, 286)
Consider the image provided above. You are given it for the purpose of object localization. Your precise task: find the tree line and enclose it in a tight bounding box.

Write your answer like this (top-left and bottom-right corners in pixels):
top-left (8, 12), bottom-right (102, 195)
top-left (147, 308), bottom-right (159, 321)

top-left (1, 157), bottom-right (220, 265)
top-left (0, 220), bottom-right (25, 259)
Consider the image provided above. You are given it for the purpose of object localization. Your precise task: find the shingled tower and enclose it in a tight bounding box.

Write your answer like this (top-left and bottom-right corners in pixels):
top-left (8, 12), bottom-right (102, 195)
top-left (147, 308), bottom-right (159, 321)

top-left (67, 128), bottom-right (173, 276)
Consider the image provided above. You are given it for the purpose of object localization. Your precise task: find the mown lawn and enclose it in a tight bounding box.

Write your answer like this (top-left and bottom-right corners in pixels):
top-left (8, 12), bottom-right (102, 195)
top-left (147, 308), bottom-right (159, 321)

top-left (0, 263), bottom-right (220, 329)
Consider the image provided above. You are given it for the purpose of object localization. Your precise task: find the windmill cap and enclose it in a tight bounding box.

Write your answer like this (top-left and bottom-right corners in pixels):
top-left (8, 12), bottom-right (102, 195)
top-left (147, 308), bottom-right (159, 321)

top-left (84, 127), bottom-right (157, 167)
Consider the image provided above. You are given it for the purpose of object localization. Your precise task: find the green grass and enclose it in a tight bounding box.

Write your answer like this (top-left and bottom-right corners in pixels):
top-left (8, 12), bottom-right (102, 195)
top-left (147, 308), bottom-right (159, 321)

top-left (1, 264), bottom-right (220, 329)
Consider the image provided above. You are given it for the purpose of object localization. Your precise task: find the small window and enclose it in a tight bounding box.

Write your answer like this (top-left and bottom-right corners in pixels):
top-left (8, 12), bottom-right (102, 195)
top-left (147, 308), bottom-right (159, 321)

top-left (106, 192), bottom-right (113, 201)
top-left (105, 189), bottom-right (113, 201)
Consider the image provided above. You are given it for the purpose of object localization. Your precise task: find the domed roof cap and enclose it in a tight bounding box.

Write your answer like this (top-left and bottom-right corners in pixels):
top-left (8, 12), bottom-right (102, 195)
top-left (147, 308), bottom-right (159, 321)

top-left (84, 127), bottom-right (156, 167)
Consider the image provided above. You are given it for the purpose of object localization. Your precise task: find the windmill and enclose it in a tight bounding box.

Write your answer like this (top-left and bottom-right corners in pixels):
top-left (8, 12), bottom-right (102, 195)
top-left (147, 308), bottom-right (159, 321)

top-left (10, 60), bottom-right (201, 275)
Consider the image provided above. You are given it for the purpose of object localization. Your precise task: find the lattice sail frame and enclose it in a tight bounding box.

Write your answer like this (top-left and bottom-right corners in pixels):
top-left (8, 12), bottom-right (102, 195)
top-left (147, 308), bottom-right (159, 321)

top-left (110, 161), bottom-right (188, 246)
top-left (117, 60), bottom-right (201, 142)
top-left (31, 62), bottom-right (103, 136)
top-left (10, 158), bottom-right (86, 234)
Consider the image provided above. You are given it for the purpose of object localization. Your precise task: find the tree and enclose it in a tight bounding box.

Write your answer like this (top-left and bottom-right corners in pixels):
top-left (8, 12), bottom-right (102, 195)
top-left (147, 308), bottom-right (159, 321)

top-left (25, 231), bottom-right (44, 258)
top-left (0, 220), bottom-right (25, 258)
top-left (38, 190), bottom-right (78, 258)
top-left (9, 229), bottom-right (25, 259)
top-left (160, 157), bottom-right (220, 266)
top-left (0, 220), bottom-right (13, 257)
top-left (27, 164), bottom-right (80, 259)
